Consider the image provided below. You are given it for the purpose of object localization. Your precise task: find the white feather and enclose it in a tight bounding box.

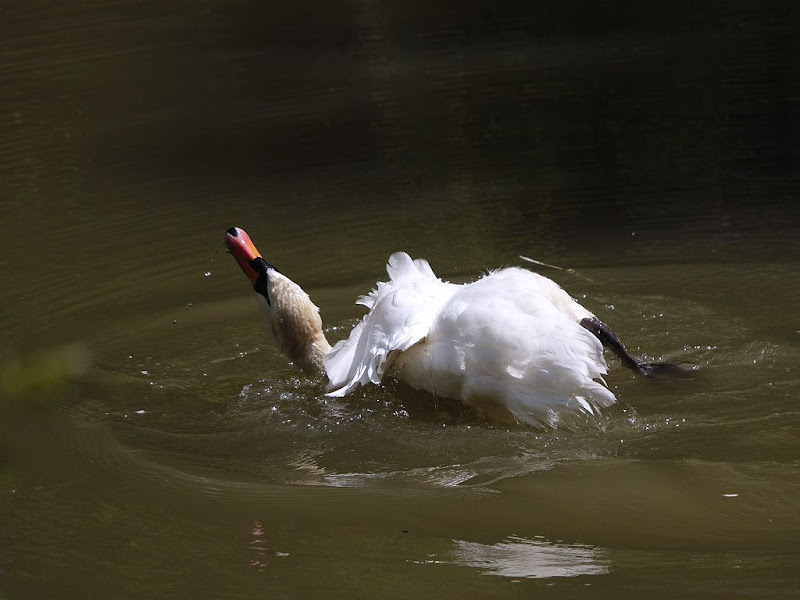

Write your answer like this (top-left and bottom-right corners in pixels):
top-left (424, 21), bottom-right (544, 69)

top-left (324, 254), bottom-right (617, 424)
top-left (325, 253), bottom-right (457, 396)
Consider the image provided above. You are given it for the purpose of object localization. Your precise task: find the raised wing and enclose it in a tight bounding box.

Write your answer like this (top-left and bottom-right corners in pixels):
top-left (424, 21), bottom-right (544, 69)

top-left (324, 252), bottom-right (455, 397)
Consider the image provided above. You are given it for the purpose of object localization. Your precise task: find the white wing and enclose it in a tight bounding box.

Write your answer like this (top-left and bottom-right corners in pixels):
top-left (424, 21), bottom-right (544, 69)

top-left (324, 252), bottom-right (456, 397)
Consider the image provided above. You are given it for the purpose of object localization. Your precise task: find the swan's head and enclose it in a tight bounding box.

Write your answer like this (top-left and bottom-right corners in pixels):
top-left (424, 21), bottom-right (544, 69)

top-left (225, 226), bottom-right (279, 304)
top-left (225, 227), bottom-right (330, 372)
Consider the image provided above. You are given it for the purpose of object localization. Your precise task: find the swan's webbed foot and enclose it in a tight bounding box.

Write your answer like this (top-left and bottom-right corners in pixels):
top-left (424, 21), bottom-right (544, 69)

top-left (579, 317), bottom-right (697, 378)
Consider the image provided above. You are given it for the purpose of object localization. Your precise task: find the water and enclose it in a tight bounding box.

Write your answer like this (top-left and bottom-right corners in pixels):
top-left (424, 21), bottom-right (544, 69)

top-left (2, 1), bottom-right (799, 598)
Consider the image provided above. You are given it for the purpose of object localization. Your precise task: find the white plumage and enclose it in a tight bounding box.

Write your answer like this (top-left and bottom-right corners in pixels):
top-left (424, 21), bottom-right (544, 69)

top-left (324, 252), bottom-right (616, 426)
top-left (226, 226), bottom-right (625, 428)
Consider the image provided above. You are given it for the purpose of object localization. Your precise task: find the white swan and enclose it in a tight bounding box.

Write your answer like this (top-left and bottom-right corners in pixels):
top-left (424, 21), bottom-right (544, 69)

top-left (225, 227), bottom-right (664, 426)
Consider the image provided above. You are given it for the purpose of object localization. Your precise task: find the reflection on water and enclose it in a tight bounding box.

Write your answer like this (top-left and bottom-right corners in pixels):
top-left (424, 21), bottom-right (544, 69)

top-left (450, 535), bottom-right (608, 579)
top-left (248, 520), bottom-right (290, 571)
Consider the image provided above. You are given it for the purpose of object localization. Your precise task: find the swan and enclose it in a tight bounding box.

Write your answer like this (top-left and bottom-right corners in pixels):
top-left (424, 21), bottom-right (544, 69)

top-left (225, 226), bottom-right (667, 426)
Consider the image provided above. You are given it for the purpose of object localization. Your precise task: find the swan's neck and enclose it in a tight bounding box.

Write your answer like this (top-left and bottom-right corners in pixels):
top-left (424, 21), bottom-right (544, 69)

top-left (257, 272), bottom-right (332, 373)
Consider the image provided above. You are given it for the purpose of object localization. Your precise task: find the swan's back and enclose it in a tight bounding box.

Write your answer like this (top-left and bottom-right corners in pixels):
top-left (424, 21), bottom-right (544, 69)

top-left (325, 256), bottom-right (617, 426)
top-left (394, 268), bottom-right (615, 426)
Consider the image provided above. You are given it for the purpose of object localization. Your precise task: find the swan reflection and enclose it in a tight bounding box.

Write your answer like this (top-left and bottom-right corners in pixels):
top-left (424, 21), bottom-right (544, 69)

top-left (451, 535), bottom-right (608, 579)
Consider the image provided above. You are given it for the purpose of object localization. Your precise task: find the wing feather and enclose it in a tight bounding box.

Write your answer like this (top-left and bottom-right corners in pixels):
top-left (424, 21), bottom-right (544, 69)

top-left (324, 252), bottom-right (455, 397)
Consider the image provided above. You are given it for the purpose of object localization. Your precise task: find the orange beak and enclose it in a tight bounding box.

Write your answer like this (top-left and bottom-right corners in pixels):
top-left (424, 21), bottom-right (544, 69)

top-left (225, 227), bottom-right (262, 285)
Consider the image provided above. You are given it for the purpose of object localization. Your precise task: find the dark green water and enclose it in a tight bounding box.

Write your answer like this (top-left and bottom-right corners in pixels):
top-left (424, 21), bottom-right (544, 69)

top-left (2, 2), bottom-right (799, 598)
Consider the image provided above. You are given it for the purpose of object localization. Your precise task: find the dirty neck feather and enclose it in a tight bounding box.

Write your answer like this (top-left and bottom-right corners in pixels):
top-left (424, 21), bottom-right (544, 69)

top-left (257, 272), bottom-right (332, 373)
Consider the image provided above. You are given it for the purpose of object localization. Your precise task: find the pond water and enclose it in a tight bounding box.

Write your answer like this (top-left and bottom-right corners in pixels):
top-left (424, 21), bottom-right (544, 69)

top-left (2, 1), bottom-right (799, 598)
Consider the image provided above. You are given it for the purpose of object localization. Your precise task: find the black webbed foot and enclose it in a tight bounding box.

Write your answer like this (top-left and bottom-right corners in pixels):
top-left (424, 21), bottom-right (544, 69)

top-left (580, 317), bottom-right (697, 379)
top-left (635, 361), bottom-right (699, 379)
